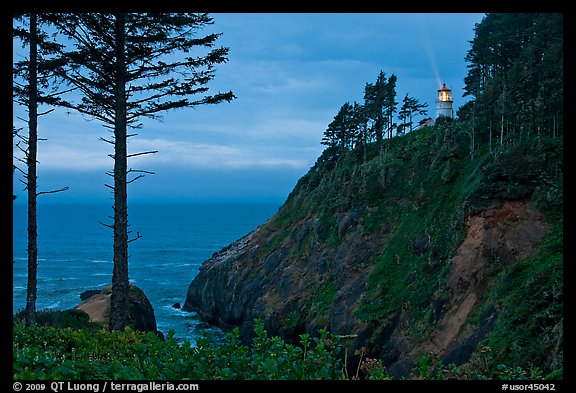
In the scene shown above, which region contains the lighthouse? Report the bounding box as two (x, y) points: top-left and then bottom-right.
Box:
(435, 83), (453, 119)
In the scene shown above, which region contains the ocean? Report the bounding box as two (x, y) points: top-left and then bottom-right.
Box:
(12, 202), (281, 342)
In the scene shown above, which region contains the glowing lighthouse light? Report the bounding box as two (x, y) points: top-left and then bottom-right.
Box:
(435, 83), (453, 119)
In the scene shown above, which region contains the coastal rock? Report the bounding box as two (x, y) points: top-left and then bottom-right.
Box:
(183, 205), (375, 342)
(76, 284), (158, 333)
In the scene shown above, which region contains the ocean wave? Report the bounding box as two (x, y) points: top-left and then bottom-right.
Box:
(162, 304), (190, 314)
(146, 263), (178, 268)
(140, 262), (199, 269)
(39, 277), (80, 282)
(37, 258), (72, 262)
(45, 301), (61, 309)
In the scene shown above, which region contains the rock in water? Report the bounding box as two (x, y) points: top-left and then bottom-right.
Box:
(76, 284), (158, 333)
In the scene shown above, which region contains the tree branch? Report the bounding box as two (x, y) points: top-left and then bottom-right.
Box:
(127, 168), (155, 175)
(37, 108), (55, 116)
(127, 231), (142, 244)
(99, 221), (113, 229)
(127, 175), (145, 184)
(36, 186), (69, 196)
(14, 165), (28, 176)
(99, 137), (115, 145)
(126, 150), (158, 158)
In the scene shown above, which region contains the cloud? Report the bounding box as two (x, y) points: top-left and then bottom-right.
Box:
(14, 135), (317, 172)
(128, 138), (315, 170)
(13, 141), (111, 172)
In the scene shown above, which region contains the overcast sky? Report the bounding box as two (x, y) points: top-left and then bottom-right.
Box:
(12, 13), (485, 204)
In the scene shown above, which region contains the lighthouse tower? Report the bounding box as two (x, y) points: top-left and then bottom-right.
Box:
(435, 83), (453, 119)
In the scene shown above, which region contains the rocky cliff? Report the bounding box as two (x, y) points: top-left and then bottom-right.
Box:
(183, 124), (563, 378)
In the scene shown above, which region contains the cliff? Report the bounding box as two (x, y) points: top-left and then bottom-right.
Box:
(183, 123), (563, 378)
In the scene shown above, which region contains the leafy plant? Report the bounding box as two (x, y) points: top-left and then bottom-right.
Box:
(13, 317), (345, 380)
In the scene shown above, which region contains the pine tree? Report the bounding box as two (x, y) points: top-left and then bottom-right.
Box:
(463, 13), (562, 146)
(384, 74), (397, 140)
(398, 93), (428, 135)
(363, 71), (387, 146)
(48, 13), (235, 330)
(363, 71), (398, 146)
(13, 14), (70, 326)
(351, 101), (369, 161)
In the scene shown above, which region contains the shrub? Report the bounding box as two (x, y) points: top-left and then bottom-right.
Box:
(13, 318), (345, 380)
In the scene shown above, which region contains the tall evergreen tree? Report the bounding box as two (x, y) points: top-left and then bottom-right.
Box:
(363, 70), (387, 146)
(13, 14), (69, 326)
(351, 101), (369, 160)
(321, 102), (353, 149)
(463, 13), (562, 147)
(363, 71), (399, 146)
(398, 93), (428, 135)
(384, 74), (397, 140)
(49, 13), (235, 330)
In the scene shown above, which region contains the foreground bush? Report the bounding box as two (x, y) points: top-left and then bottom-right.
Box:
(13, 313), (555, 380)
(13, 319), (345, 380)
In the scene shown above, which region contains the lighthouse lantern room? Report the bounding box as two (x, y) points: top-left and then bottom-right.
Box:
(435, 83), (453, 119)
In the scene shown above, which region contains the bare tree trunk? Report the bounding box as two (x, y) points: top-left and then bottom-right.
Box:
(500, 114), (504, 146)
(469, 122), (474, 157)
(110, 13), (130, 331)
(362, 125), (367, 163)
(25, 13), (39, 327)
(375, 117), (383, 148)
(489, 119), (493, 154)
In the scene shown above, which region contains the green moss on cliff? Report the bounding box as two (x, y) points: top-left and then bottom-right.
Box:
(480, 211), (563, 375)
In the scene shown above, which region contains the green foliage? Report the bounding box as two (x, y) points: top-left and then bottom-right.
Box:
(13, 319), (345, 380)
(467, 135), (563, 213)
(13, 308), (101, 332)
(464, 13), (563, 145)
(310, 281), (336, 321)
(442, 346), (552, 380)
(354, 124), (472, 329)
(479, 213), (563, 375)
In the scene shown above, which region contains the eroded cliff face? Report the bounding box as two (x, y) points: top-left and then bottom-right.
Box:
(396, 200), (549, 374)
